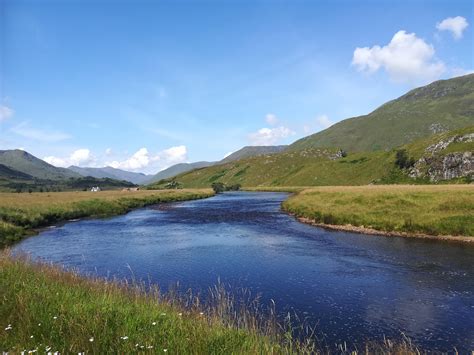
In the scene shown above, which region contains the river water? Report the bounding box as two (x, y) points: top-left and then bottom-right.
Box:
(12, 192), (474, 351)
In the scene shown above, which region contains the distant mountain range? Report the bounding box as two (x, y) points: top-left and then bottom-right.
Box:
(0, 150), (81, 180)
(68, 166), (151, 185)
(2, 74), (472, 190)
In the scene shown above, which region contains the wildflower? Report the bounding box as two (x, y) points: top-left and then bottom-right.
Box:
(5, 324), (12, 330)
(89, 337), (94, 342)
(178, 313), (182, 316)
(163, 349), (168, 352)
(147, 345), (153, 349)
(135, 344), (139, 347)
(38, 323), (41, 326)
(53, 316), (57, 320)
(120, 336), (129, 340)
(30, 335), (34, 338)
(199, 312), (204, 315)
(152, 322), (157, 325)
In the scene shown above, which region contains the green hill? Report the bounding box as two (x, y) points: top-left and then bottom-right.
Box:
(156, 126), (473, 188)
(220, 145), (288, 164)
(290, 74), (474, 152)
(0, 150), (80, 180)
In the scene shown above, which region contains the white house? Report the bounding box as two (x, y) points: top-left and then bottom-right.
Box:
(90, 186), (101, 192)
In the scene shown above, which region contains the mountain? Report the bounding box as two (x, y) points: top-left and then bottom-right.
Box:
(146, 146), (289, 184)
(220, 145), (288, 164)
(68, 166), (151, 184)
(164, 126), (473, 187)
(0, 164), (34, 180)
(0, 150), (81, 180)
(146, 161), (215, 183)
(290, 74), (474, 152)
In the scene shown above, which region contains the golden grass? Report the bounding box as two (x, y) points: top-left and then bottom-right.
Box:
(282, 184), (474, 237)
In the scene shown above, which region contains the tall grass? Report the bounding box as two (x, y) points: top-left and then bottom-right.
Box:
(0, 253), (422, 354)
(0, 189), (214, 247)
(282, 185), (474, 237)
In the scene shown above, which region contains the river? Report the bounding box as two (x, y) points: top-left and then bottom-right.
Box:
(12, 192), (474, 351)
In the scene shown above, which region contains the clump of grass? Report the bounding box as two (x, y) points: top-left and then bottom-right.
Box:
(282, 185), (474, 237)
(0, 189), (214, 247)
(0, 253), (422, 354)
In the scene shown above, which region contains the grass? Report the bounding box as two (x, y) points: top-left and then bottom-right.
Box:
(0, 253), (422, 354)
(0, 189), (214, 247)
(282, 185), (474, 237)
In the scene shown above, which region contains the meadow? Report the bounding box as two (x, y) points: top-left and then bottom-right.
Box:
(0, 189), (214, 247)
(282, 185), (474, 238)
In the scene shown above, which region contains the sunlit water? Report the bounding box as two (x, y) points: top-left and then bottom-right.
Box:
(13, 192), (474, 351)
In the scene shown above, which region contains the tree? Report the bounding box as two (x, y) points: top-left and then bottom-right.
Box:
(211, 182), (225, 194)
(395, 149), (415, 169)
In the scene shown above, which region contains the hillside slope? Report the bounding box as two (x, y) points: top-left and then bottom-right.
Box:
(291, 74), (474, 152)
(0, 150), (80, 180)
(220, 145), (288, 164)
(166, 126), (473, 188)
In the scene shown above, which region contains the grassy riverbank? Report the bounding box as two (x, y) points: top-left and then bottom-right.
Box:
(282, 185), (474, 238)
(0, 253), (421, 354)
(0, 189), (214, 247)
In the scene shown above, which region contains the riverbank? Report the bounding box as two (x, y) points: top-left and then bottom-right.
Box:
(1, 252), (422, 354)
(0, 189), (214, 247)
(280, 185), (474, 242)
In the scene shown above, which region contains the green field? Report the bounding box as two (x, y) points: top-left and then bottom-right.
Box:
(282, 185), (474, 237)
(0, 189), (214, 247)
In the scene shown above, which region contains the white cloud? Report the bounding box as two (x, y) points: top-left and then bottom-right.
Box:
(0, 105), (14, 122)
(437, 16), (469, 39)
(352, 30), (446, 84)
(265, 113), (279, 126)
(107, 145), (187, 173)
(11, 122), (72, 142)
(105, 148), (112, 156)
(316, 114), (333, 129)
(44, 148), (95, 168)
(248, 126), (295, 146)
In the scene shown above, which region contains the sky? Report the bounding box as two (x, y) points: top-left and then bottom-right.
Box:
(1, 0), (472, 174)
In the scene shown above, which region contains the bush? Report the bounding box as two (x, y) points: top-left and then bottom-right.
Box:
(211, 182), (225, 194)
(395, 149), (416, 169)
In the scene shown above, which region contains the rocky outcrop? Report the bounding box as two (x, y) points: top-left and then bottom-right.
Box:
(409, 133), (473, 182)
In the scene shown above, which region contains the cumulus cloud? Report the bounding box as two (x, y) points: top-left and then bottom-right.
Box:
(107, 145), (188, 173)
(248, 126), (295, 146)
(11, 122), (72, 142)
(352, 30), (446, 84)
(0, 105), (14, 122)
(44, 149), (95, 168)
(265, 114), (279, 126)
(437, 16), (469, 39)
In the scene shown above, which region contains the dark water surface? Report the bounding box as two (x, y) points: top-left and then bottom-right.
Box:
(13, 192), (474, 351)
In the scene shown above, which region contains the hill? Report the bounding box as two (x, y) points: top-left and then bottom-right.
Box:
(162, 126), (473, 188)
(0, 150), (80, 180)
(146, 161), (215, 183)
(69, 166), (151, 184)
(290, 74), (474, 152)
(220, 145), (288, 164)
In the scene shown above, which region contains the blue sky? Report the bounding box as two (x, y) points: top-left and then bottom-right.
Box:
(1, 0), (472, 174)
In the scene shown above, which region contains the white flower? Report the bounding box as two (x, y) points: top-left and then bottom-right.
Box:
(89, 337), (94, 342)
(199, 312), (204, 315)
(163, 350), (168, 353)
(38, 323), (41, 326)
(53, 316), (57, 320)
(30, 335), (34, 338)
(152, 322), (157, 325)
(45, 347), (51, 352)
(147, 345), (153, 349)
(120, 336), (129, 340)
(178, 313), (182, 316)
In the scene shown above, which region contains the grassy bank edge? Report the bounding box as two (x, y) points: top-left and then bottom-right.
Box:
(0, 189), (214, 248)
(247, 185), (474, 242)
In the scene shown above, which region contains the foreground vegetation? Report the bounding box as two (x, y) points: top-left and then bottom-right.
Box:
(0, 189), (214, 247)
(282, 185), (474, 237)
(0, 253), (422, 354)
